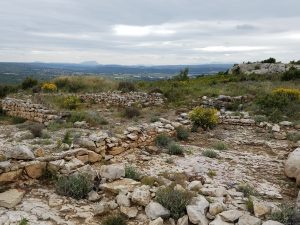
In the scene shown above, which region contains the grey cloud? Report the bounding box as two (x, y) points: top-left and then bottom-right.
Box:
(0, 0), (299, 64)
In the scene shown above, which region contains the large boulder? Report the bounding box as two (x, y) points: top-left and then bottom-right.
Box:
(0, 189), (25, 208)
(99, 164), (125, 180)
(145, 201), (170, 220)
(238, 215), (261, 225)
(284, 147), (300, 185)
(25, 161), (47, 179)
(6, 145), (35, 160)
(219, 210), (244, 222)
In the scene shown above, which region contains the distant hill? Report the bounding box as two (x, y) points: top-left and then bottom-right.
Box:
(0, 62), (232, 84)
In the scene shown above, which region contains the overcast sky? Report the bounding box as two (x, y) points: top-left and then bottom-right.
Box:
(0, 0), (300, 65)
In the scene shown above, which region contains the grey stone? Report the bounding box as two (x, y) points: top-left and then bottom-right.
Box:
(145, 201), (170, 220)
(0, 189), (25, 208)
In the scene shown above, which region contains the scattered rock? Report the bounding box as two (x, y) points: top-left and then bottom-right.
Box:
(187, 195), (209, 225)
(149, 217), (164, 225)
(0, 189), (25, 208)
(262, 221), (284, 225)
(145, 201), (170, 220)
(284, 147), (300, 185)
(99, 163), (125, 180)
(120, 206), (138, 218)
(210, 215), (234, 225)
(219, 210), (244, 222)
(7, 145), (35, 160)
(132, 185), (151, 206)
(238, 214), (261, 225)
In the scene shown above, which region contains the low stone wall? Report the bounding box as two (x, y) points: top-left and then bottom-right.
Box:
(0, 118), (179, 183)
(1, 98), (61, 124)
(79, 91), (165, 107)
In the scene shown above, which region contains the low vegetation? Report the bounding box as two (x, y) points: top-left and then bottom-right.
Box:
(269, 204), (296, 225)
(155, 134), (173, 147)
(102, 215), (127, 225)
(213, 141), (228, 150)
(202, 149), (218, 158)
(118, 81), (136, 92)
(125, 166), (142, 181)
(175, 126), (189, 141)
(123, 107), (141, 119)
(167, 142), (184, 155)
(18, 218), (29, 225)
(55, 174), (93, 199)
(237, 183), (257, 197)
(155, 186), (192, 219)
(68, 111), (108, 126)
(189, 107), (218, 130)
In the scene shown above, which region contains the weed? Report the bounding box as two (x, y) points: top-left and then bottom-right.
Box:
(102, 215), (127, 225)
(123, 107), (141, 119)
(167, 142), (183, 155)
(18, 218), (29, 225)
(125, 166), (142, 181)
(176, 126), (189, 141)
(202, 149), (218, 158)
(207, 169), (217, 178)
(270, 204), (296, 225)
(237, 183), (257, 197)
(246, 197), (254, 214)
(213, 141), (228, 150)
(155, 134), (172, 147)
(62, 131), (72, 146)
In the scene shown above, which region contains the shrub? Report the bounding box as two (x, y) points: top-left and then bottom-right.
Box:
(213, 141), (228, 150)
(173, 68), (189, 81)
(118, 81), (136, 93)
(141, 176), (159, 186)
(189, 107), (218, 130)
(24, 122), (44, 138)
(246, 197), (254, 214)
(202, 149), (218, 158)
(287, 132), (300, 142)
(68, 111), (108, 126)
(62, 131), (72, 146)
(40, 167), (57, 182)
(102, 215), (127, 225)
(55, 174), (93, 199)
(21, 77), (38, 90)
(150, 116), (159, 123)
(18, 218), (29, 225)
(207, 169), (217, 178)
(155, 134), (172, 147)
(123, 107), (141, 119)
(256, 88), (300, 122)
(167, 142), (183, 155)
(0, 85), (17, 98)
(270, 204), (296, 225)
(156, 186), (192, 219)
(125, 166), (142, 181)
(176, 126), (189, 141)
(42, 82), (57, 92)
(237, 183), (257, 197)
(148, 88), (163, 94)
(62, 96), (81, 110)
(282, 67), (300, 81)
(261, 57), (276, 63)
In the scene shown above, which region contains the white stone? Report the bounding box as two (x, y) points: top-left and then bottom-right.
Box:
(219, 210), (244, 222)
(262, 221), (284, 225)
(0, 189), (25, 208)
(188, 181), (203, 191)
(145, 201), (170, 220)
(177, 215), (189, 225)
(238, 214), (261, 225)
(201, 187), (227, 197)
(209, 202), (226, 216)
(149, 217), (164, 225)
(187, 195), (209, 225)
(7, 145), (35, 160)
(271, 124), (280, 132)
(99, 163), (125, 180)
(284, 147), (300, 185)
(132, 185), (151, 206)
(120, 206), (138, 218)
(116, 193), (131, 207)
(210, 215), (234, 225)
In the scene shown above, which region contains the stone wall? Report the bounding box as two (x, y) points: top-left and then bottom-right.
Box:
(79, 91), (165, 107)
(0, 118), (179, 183)
(1, 98), (61, 124)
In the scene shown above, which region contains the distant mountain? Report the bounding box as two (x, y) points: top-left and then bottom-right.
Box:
(0, 62), (233, 84)
(80, 61), (99, 66)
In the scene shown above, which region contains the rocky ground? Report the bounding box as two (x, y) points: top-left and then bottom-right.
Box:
(0, 102), (299, 225)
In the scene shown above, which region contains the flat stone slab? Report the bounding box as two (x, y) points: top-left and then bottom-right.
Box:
(0, 189), (25, 208)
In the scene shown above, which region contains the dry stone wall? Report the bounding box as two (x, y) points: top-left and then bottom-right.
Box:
(1, 98), (61, 124)
(0, 118), (179, 183)
(79, 91), (165, 107)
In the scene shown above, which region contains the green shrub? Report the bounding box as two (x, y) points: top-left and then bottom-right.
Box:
(18, 218), (29, 225)
(62, 131), (72, 146)
(155, 134), (172, 147)
(270, 204), (296, 225)
(26, 122), (45, 138)
(237, 183), (257, 197)
(102, 215), (127, 225)
(118, 81), (136, 93)
(62, 96), (81, 110)
(213, 141), (228, 150)
(167, 142), (183, 155)
(40, 167), (57, 182)
(202, 149), (218, 158)
(261, 57), (276, 63)
(287, 132), (300, 142)
(150, 116), (159, 123)
(176, 126), (189, 141)
(189, 107), (218, 130)
(0, 84), (17, 98)
(156, 186), (192, 219)
(207, 169), (217, 178)
(173, 68), (189, 81)
(123, 107), (141, 119)
(148, 88), (163, 94)
(246, 197), (254, 214)
(21, 77), (38, 90)
(125, 166), (141, 181)
(55, 174), (93, 199)
(141, 176), (158, 186)
(254, 115), (267, 123)
(68, 111), (108, 126)
(282, 67), (300, 81)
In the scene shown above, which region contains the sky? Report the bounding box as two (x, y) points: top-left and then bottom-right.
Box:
(0, 0), (300, 65)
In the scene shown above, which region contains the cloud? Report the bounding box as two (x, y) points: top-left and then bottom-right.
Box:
(0, 0), (300, 64)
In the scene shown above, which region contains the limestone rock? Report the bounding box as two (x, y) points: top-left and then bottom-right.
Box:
(284, 147), (300, 185)
(149, 217), (164, 225)
(0, 169), (22, 182)
(219, 210), (244, 222)
(0, 189), (25, 208)
(188, 180), (203, 192)
(209, 202), (226, 216)
(25, 161), (46, 179)
(100, 163), (125, 180)
(116, 193), (131, 207)
(210, 215), (234, 225)
(201, 187), (227, 197)
(238, 214), (261, 225)
(187, 195), (209, 225)
(120, 206), (138, 218)
(262, 221), (284, 225)
(253, 201), (271, 218)
(145, 201), (170, 220)
(100, 178), (140, 194)
(177, 215), (189, 225)
(132, 185), (151, 206)
(7, 145), (35, 160)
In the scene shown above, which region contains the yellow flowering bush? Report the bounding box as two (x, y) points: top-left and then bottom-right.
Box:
(272, 88), (300, 101)
(62, 96), (81, 110)
(42, 83), (57, 92)
(189, 107), (218, 130)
